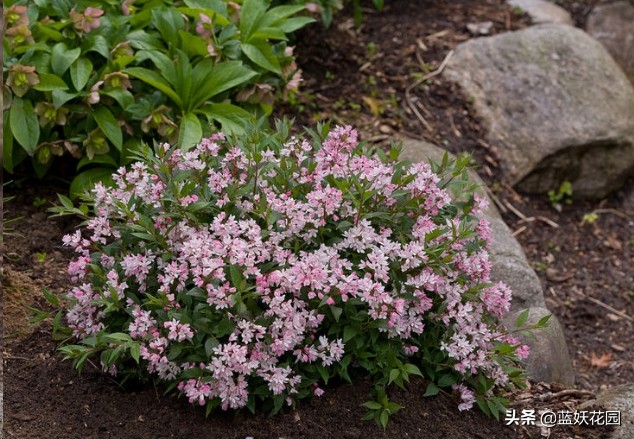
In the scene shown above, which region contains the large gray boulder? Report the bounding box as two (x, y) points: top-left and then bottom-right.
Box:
(444, 24), (634, 199)
(587, 1), (634, 86)
(399, 138), (545, 311)
(503, 307), (575, 386)
(579, 384), (634, 438)
(507, 0), (573, 25)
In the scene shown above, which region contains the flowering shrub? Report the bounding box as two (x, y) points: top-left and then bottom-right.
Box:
(54, 122), (530, 426)
(3, 0), (312, 193)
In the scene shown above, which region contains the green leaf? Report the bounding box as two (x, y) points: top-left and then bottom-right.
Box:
(537, 314), (551, 328)
(152, 7), (184, 47)
(278, 16), (315, 33)
(260, 4), (305, 27)
(77, 154), (118, 171)
(329, 306), (342, 322)
(33, 73), (68, 91)
(404, 363), (423, 377)
(240, 0), (267, 42)
(3, 112), (25, 173)
(178, 113), (203, 150)
(70, 58), (93, 91)
(423, 383), (439, 397)
(198, 102), (252, 135)
(189, 61), (256, 109)
(379, 411), (389, 429)
(93, 107), (123, 151)
(515, 309), (529, 327)
(10, 98), (40, 156)
(241, 41), (281, 74)
(124, 67), (183, 108)
(388, 368), (399, 385)
(361, 401), (382, 410)
(437, 374), (457, 388)
(130, 343), (141, 364)
(84, 35), (110, 58)
(178, 30), (209, 57)
(51, 90), (77, 108)
(343, 325), (357, 343)
(51, 42), (81, 76)
(103, 89), (134, 110)
(70, 168), (114, 199)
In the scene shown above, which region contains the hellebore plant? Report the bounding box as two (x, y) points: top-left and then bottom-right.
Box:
(53, 122), (530, 426)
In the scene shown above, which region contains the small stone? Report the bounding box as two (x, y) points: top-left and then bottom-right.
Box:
(379, 124), (392, 134)
(466, 21), (493, 36)
(508, 0), (573, 25)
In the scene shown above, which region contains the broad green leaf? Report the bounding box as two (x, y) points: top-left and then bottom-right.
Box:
(51, 43), (81, 76)
(77, 154), (118, 171)
(423, 383), (439, 397)
(2, 112), (25, 173)
(437, 374), (457, 388)
(178, 113), (203, 150)
(70, 58), (93, 91)
(198, 102), (253, 135)
(240, 0), (267, 42)
(174, 50), (193, 110)
(124, 67), (183, 108)
(36, 24), (63, 41)
(84, 35), (110, 58)
(93, 107), (123, 151)
(152, 7), (184, 47)
(103, 89), (134, 110)
(178, 30), (209, 57)
(136, 50), (177, 87)
(241, 41), (281, 74)
(33, 73), (68, 91)
(51, 89), (77, 108)
(260, 5), (306, 28)
(278, 16), (315, 33)
(251, 27), (287, 41)
(189, 61), (256, 109)
(10, 98), (40, 155)
(183, 0), (227, 15)
(70, 167), (115, 199)
(127, 29), (163, 51)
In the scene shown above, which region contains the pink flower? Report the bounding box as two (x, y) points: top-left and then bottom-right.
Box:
(71, 7), (104, 33)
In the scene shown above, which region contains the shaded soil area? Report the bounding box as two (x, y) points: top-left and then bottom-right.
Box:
(3, 0), (631, 438)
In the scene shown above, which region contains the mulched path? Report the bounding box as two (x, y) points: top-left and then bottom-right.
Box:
(3, 1), (630, 438)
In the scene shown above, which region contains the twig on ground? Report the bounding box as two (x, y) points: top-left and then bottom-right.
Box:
(512, 226), (527, 237)
(536, 216), (559, 228)
(503, 200), (529, 221)
(404, 50), (454, 132)
(586, 296), (634, 323)
(592, 208), (631, 219)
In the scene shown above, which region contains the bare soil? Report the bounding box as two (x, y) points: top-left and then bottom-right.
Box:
(3, 1), (631, 438)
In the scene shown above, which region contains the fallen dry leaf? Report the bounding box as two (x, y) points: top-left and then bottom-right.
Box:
(589, 352), (612, 368)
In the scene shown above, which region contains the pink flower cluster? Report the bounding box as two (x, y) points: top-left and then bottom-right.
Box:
(63, 125), (527, 413)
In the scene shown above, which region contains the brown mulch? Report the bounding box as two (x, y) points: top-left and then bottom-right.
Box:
(3, 0), (630, 438)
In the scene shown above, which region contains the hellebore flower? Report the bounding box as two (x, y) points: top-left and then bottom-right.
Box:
(71, 7), (104, 33)
(7, 64), (39, 97)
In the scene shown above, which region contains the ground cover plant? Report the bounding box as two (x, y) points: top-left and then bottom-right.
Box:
(3, 0), (313, 194)
(50, 121), (534, 428)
